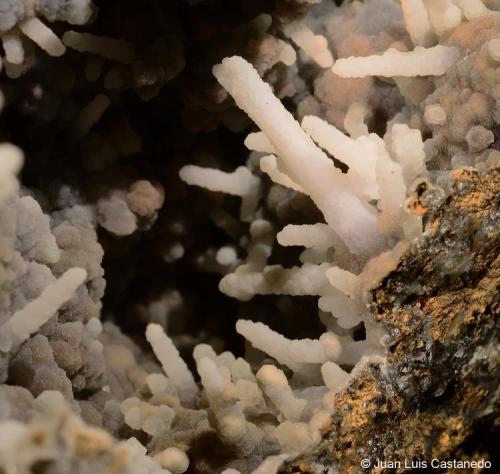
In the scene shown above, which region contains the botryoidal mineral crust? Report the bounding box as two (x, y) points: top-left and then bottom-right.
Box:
(285, 169), (499, 473)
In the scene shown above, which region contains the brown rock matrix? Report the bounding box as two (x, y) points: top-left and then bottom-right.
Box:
(286, 169), (499, 473)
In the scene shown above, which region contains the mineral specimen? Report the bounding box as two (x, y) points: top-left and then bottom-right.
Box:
(0, 1), (498, 473)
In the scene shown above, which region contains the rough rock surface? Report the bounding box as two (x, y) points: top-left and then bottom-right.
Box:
(285, 169), (499, 473)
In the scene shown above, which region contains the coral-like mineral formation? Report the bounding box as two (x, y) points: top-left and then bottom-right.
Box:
(0, 1), (498, 473)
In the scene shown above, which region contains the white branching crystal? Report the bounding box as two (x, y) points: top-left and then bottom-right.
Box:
(18, 18), (66, 57)
(236, 320), (329, 372)
(277, 223), (347, 251)
(318, 291), (364, 329)
(374, 135), (422, 239)
(0, 267), (87, 352)
(321, 361), (351, 392)
(332, 45), (462, 78)
(400, 0), (435, 47)
(325, 267), (359, 299)
(197, 356), (262, 447)
(344, 102), (369, 138)
(146, 324), (198, 407)
(282, 21), (334, 68)
(220, 263), (332, 301)
(388, 124), (427, 186)
(301, 115), (379, 199)
(1, 31), (24, 64)
(256, 365), (307, 421)
(213, 56), (385, 258)
(179, 165), (259, 197)
(423, 0), (462, 34)
(0, 143), (23, 204)
(244, 131), (276, 154)
(3, 0), (491, 470)
(457, 0), (493, 20)
(259, 155), (304, 192)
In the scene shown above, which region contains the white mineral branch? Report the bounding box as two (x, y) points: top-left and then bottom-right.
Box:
(213, 56), (384, 258)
